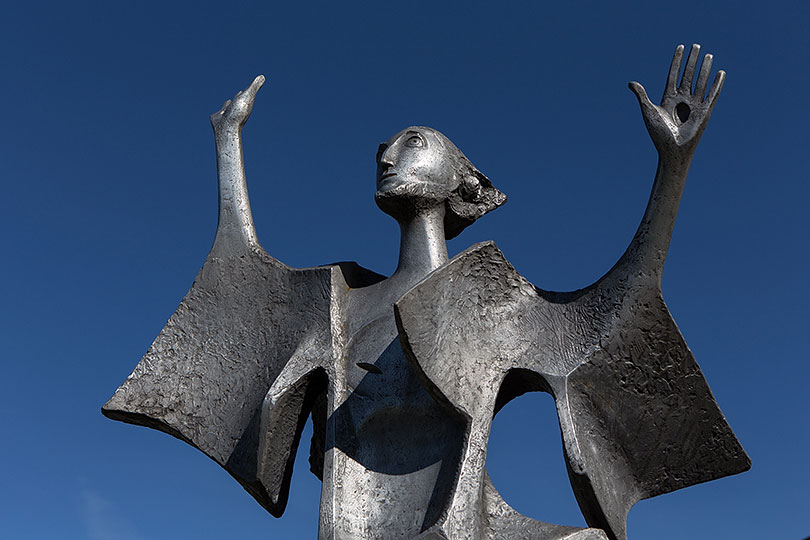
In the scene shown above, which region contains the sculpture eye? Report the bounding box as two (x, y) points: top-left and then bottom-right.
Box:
(405, 135), (424, 148)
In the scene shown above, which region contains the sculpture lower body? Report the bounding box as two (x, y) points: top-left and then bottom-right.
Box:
(394, 471), (607, 540)
(322, 338), (606, 540)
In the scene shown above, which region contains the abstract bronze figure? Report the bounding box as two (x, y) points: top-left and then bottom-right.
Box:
(103, 44), (750, 540)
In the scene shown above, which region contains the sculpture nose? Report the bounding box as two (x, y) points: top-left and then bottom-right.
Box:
(377, 154), (396, 186)
(379, 151), (394, 168)
(378, 142), (397, 167)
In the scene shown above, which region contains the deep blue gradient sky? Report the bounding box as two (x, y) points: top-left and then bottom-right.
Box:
(1, 1), (808, 539)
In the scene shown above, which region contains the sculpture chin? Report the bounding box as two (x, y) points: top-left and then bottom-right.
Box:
(375, 180), (449, 221)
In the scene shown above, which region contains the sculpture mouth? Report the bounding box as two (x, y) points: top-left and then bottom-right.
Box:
(377, 173), (398, 189)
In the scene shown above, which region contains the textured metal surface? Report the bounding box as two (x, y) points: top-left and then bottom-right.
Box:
(395, 242), (749, 540)
(103, 44), (748, 539)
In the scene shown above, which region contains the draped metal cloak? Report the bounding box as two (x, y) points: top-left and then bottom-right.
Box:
(394, 241), (751, 540)
(102, 228), (383, 517)
(103, 236), (750, 540)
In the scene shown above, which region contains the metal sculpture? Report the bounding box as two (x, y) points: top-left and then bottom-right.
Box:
(103, 44), (750, 540)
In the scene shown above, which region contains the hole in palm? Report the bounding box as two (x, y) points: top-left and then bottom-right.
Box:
(675, 102), (691, 124)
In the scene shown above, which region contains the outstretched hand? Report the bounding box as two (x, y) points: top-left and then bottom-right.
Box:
(629, 44), (724, 161)
(210, 75), (266, 135)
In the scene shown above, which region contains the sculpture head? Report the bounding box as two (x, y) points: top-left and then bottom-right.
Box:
(375, 126), (506, 239)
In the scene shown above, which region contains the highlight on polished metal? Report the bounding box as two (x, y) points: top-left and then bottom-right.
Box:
(103, 44), (749, 540)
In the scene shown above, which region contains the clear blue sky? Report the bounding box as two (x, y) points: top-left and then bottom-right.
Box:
(1, 1), (807, 539)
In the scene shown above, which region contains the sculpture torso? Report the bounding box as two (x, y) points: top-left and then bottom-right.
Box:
(327, 274), (463, 539)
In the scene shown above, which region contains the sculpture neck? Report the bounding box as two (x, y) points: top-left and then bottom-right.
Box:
(394, 207), (448, 281)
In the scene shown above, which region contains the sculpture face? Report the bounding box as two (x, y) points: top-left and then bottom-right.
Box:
(374, 127), (459, 218)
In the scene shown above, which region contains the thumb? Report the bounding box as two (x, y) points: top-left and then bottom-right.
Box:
(628, 81), (654, 112)
(245, 75), (266, 98)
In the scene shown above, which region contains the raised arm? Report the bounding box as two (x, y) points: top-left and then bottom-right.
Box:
(623, 44), (725, 281)
(210, 75), (266, 252)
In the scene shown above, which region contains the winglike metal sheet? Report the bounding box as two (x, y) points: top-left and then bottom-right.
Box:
(395, 241), (750, 540)
(102, 236), (338, 516)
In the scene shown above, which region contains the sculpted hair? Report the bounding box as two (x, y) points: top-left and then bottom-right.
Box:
(427, 129), (507, 239)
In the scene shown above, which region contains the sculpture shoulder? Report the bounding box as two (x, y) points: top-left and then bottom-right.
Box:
(400, 240), (533, 316)
(395, 239), (674, 407)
